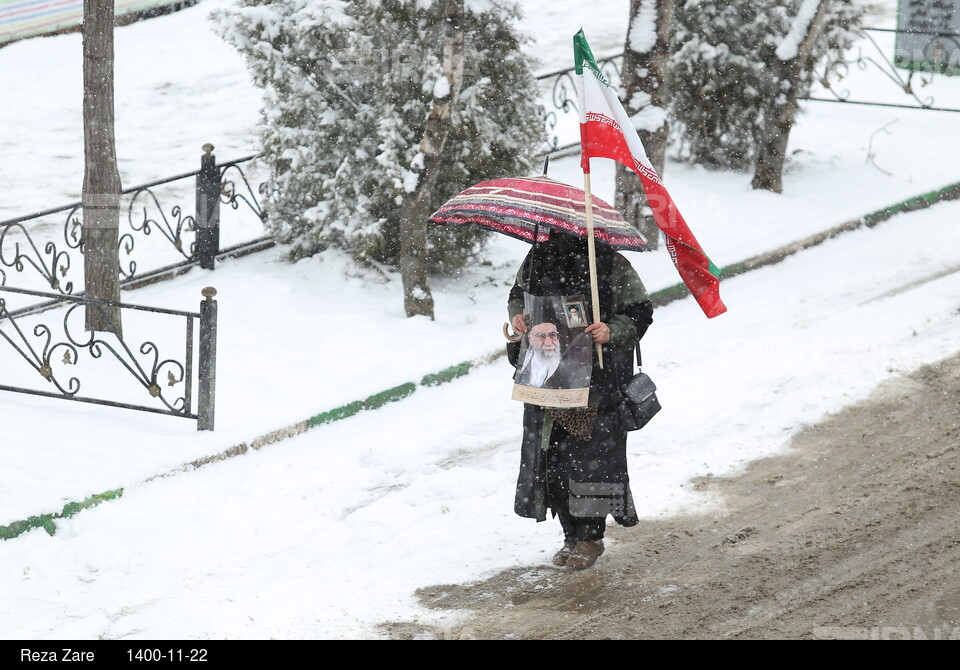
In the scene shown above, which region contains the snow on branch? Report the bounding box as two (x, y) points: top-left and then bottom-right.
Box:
(628, 0), (658, 54)
(776, 0), (827, 61)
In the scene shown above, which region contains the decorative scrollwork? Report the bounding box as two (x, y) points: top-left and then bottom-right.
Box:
(118, 232), (138, 280)
(61, 301), (188, 414)
(1, 289), (193, 415)
(549, 69), (580, 117)
(536, 104), (560, 153)
(1, 152), (245, 425)
(126, 187), (196, 273)
(63, 208), (83, 251)
(811, 29), (960, 110)
(219, 163), (264, 220)
(533, 31), (960, 154)
(599, 56), (622, 87)
(0, 297), (81, 395)
(0, 222), (74, 294)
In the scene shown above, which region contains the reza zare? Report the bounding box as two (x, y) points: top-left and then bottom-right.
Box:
(20, 650), (94, 662)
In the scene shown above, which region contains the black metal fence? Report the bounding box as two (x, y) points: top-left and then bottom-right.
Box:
(0, 284), (217, 429)
(1, 145), (267, 430)
(809, 27), (960, 111)
(0, 145), (269, 297)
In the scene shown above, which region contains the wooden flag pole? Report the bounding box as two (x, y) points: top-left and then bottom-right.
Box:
(575, 35), (603, 368)
(582, 171), (604, 369)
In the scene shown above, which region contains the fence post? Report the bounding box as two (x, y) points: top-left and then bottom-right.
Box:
(197, 286), (218, 431)
(196, 143), (221, 270)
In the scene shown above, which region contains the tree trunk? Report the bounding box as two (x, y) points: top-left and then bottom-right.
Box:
(752, 0), (829, 193)
(398, 0), (464, 319)
(82, 0), (123, 334)
(615, 0), (673, 250)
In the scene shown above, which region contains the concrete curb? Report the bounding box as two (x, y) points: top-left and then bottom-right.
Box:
(4, 180), (958, 541)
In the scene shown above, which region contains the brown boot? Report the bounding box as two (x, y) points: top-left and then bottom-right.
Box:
(565, 540), (604, 570)
(552, 540), (577, 567)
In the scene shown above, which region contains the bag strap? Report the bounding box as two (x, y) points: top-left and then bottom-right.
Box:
(615, 338), (642, 394)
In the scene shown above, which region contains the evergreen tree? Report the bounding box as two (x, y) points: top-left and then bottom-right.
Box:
(669, 0), (862, 170)
(213, 0), (545, 272)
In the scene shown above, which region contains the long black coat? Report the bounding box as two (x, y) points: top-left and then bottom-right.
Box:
(514, 345), (640, 525)
(507, 234), (653, 526)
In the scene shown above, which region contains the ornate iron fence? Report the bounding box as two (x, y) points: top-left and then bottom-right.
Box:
(809, 27), (960, 111)
(0, 144), (262, 429)
(0, 145), (269, 300)
(0, 284), (218, 429)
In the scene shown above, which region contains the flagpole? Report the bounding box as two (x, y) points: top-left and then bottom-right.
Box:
(575, 49), (604, 369)
(582, 171), (604, 368)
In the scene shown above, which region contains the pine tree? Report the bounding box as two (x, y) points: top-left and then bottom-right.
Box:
(213, 0), (545, 273)
(669, 0), (862, 171)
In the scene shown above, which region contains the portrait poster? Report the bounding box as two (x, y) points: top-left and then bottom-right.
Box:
(512, 292), (592, 407)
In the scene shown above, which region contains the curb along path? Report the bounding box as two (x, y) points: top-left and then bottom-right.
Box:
(3, 178), (959, 541)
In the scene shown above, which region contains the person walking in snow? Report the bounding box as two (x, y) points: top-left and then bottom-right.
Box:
(507, 231), (653, 569)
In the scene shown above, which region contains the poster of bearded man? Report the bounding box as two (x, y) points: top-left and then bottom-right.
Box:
(512, 293), (592, 408)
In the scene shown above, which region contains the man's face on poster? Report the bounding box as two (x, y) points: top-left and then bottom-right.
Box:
(529, 322), (560, 360)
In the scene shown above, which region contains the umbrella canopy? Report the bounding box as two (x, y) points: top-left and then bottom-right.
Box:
(428, 176), (649, 252)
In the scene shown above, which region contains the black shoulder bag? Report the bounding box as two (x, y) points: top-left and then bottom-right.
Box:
(617, 341), (661, 432)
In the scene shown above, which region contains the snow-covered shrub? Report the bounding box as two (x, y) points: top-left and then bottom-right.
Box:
(669, 0), (863, 170)
(212, 0), (545, 270)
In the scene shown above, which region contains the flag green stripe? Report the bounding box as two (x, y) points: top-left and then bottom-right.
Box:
(574, 30), (613, 86)
(573, 29), (600, 76)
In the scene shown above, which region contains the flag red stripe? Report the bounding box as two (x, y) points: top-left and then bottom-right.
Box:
(580, 119), (727, 318)
(580, 118), (635, 176)
(637, 176), (726, 318)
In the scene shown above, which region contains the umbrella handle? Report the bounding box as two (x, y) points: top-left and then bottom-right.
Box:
(503, 323), (522, 342)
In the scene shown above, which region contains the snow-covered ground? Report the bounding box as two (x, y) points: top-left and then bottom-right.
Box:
(2, 0), (959, 640)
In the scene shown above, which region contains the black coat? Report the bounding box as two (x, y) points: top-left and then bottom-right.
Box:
(508, 234), (652, 526)
(514, 344), (640, 526)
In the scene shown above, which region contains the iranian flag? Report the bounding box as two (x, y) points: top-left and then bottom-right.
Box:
(574, 30), (727, 319)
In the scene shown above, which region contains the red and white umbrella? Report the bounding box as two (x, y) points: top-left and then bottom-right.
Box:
(428, 176), (649, 252)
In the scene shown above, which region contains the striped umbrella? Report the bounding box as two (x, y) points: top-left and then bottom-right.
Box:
(428, 176), (649, 252)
